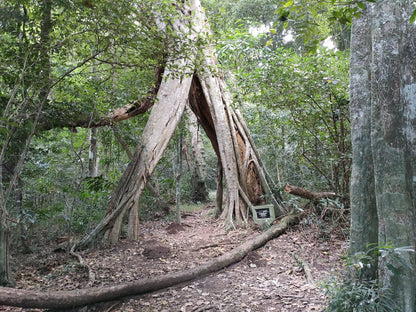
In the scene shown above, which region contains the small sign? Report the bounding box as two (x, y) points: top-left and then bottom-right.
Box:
(256, 209), (271, 219)
(252, 204), (275, 225)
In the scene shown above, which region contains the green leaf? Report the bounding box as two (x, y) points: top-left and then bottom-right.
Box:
(410, 9), (416, 24)
(357, 2), (365, 10)
(283, 21), (288, 30)
(386, 263), (399, 275)
(283, 0), (294, 8)
(265, 39), (273, 47)
(270, 28), (277, 34)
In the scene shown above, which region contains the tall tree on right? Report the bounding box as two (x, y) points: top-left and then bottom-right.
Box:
(349, 1), (416, 310)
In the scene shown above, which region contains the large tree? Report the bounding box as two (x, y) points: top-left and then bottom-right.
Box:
(75, 0), (284, 248)
(349, 1), (416, 310)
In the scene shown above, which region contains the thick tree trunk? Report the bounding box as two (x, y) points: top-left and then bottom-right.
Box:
(370, 2), (416, 309)
(76, 63), (193, 248)
(188, 74), (284, 229)
(349, 4), (378, 280)
(0, 213), (302, 310)
(350, 1), (416, 310)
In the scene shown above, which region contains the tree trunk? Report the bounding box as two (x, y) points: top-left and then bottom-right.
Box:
(215, 159), (224, 217)
(186, 106), (209, 203)
(349, 4), (378, 280)
(88, 127), (99, 177)
(0, 213), (302, 310)
(175, 121), (183, 224)
(188, 74), (284, 228)
(349, 1), (416, 310)
(0, 218), (13, 287)
(76, 62), (194, 248)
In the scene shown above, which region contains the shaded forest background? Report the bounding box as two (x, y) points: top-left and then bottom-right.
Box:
(0, 0), (351, 255)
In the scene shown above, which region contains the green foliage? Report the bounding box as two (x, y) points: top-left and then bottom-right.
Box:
(274, 0), (377, 52)
(219, 36), (350, 194)
(325, 279), (398, 312)
(324, 243), (415, 312)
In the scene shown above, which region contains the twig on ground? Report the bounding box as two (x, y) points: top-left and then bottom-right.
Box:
(70, 244), (96, 286)
(192, 305), (218, 312)
(292, 252), (314, 284)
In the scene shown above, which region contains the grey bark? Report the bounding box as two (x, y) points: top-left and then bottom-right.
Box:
(88, 127), (99, 177)
(349, 4), (378, 279)
(186, 105), (209, 203)
(350, 1), (416, 310)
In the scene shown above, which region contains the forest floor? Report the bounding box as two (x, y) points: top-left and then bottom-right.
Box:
(7, 203), (347, 312)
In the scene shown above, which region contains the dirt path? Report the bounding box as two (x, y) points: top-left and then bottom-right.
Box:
(10, 205), (346, 311)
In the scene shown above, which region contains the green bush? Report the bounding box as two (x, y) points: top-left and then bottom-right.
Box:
(325, 279), (398, 312)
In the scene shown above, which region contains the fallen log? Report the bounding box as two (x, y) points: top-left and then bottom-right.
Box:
(284, 184), (337, 201)
(0, 213), (302, 310)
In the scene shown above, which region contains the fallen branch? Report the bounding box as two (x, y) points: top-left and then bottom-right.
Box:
(0, 213), (302, 310)
(284, 184), (337, 201)
(70, 245), (96, 287)
(192, 242), (233, 252)
(292, 252), (314, 284)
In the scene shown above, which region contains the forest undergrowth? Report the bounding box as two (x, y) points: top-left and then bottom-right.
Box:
(4, 202), (348, 312)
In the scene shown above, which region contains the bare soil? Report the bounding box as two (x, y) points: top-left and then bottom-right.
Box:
(6, 205), (347, 312)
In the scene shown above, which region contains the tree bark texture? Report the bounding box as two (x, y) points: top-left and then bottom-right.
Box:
(0, 213), (302, 310)
(350, 1), (416, 310)
(349, 4), (378, 280)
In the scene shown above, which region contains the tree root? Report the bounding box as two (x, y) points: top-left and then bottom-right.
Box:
(70, 244), (96, 287)
(292, 252), (314, 285)
(0, 213), (303, 310)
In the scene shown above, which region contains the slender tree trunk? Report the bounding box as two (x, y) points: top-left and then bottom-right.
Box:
(186, 105), (209, 203)
(215, 159), (223, 217)
(0, 214), (13, 287)
(175, 120), (183, 224)
(0, 0), (52, 286)
(88, 127), (99, 177)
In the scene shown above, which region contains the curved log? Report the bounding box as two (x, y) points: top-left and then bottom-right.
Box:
(0, 213), (302, 310)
